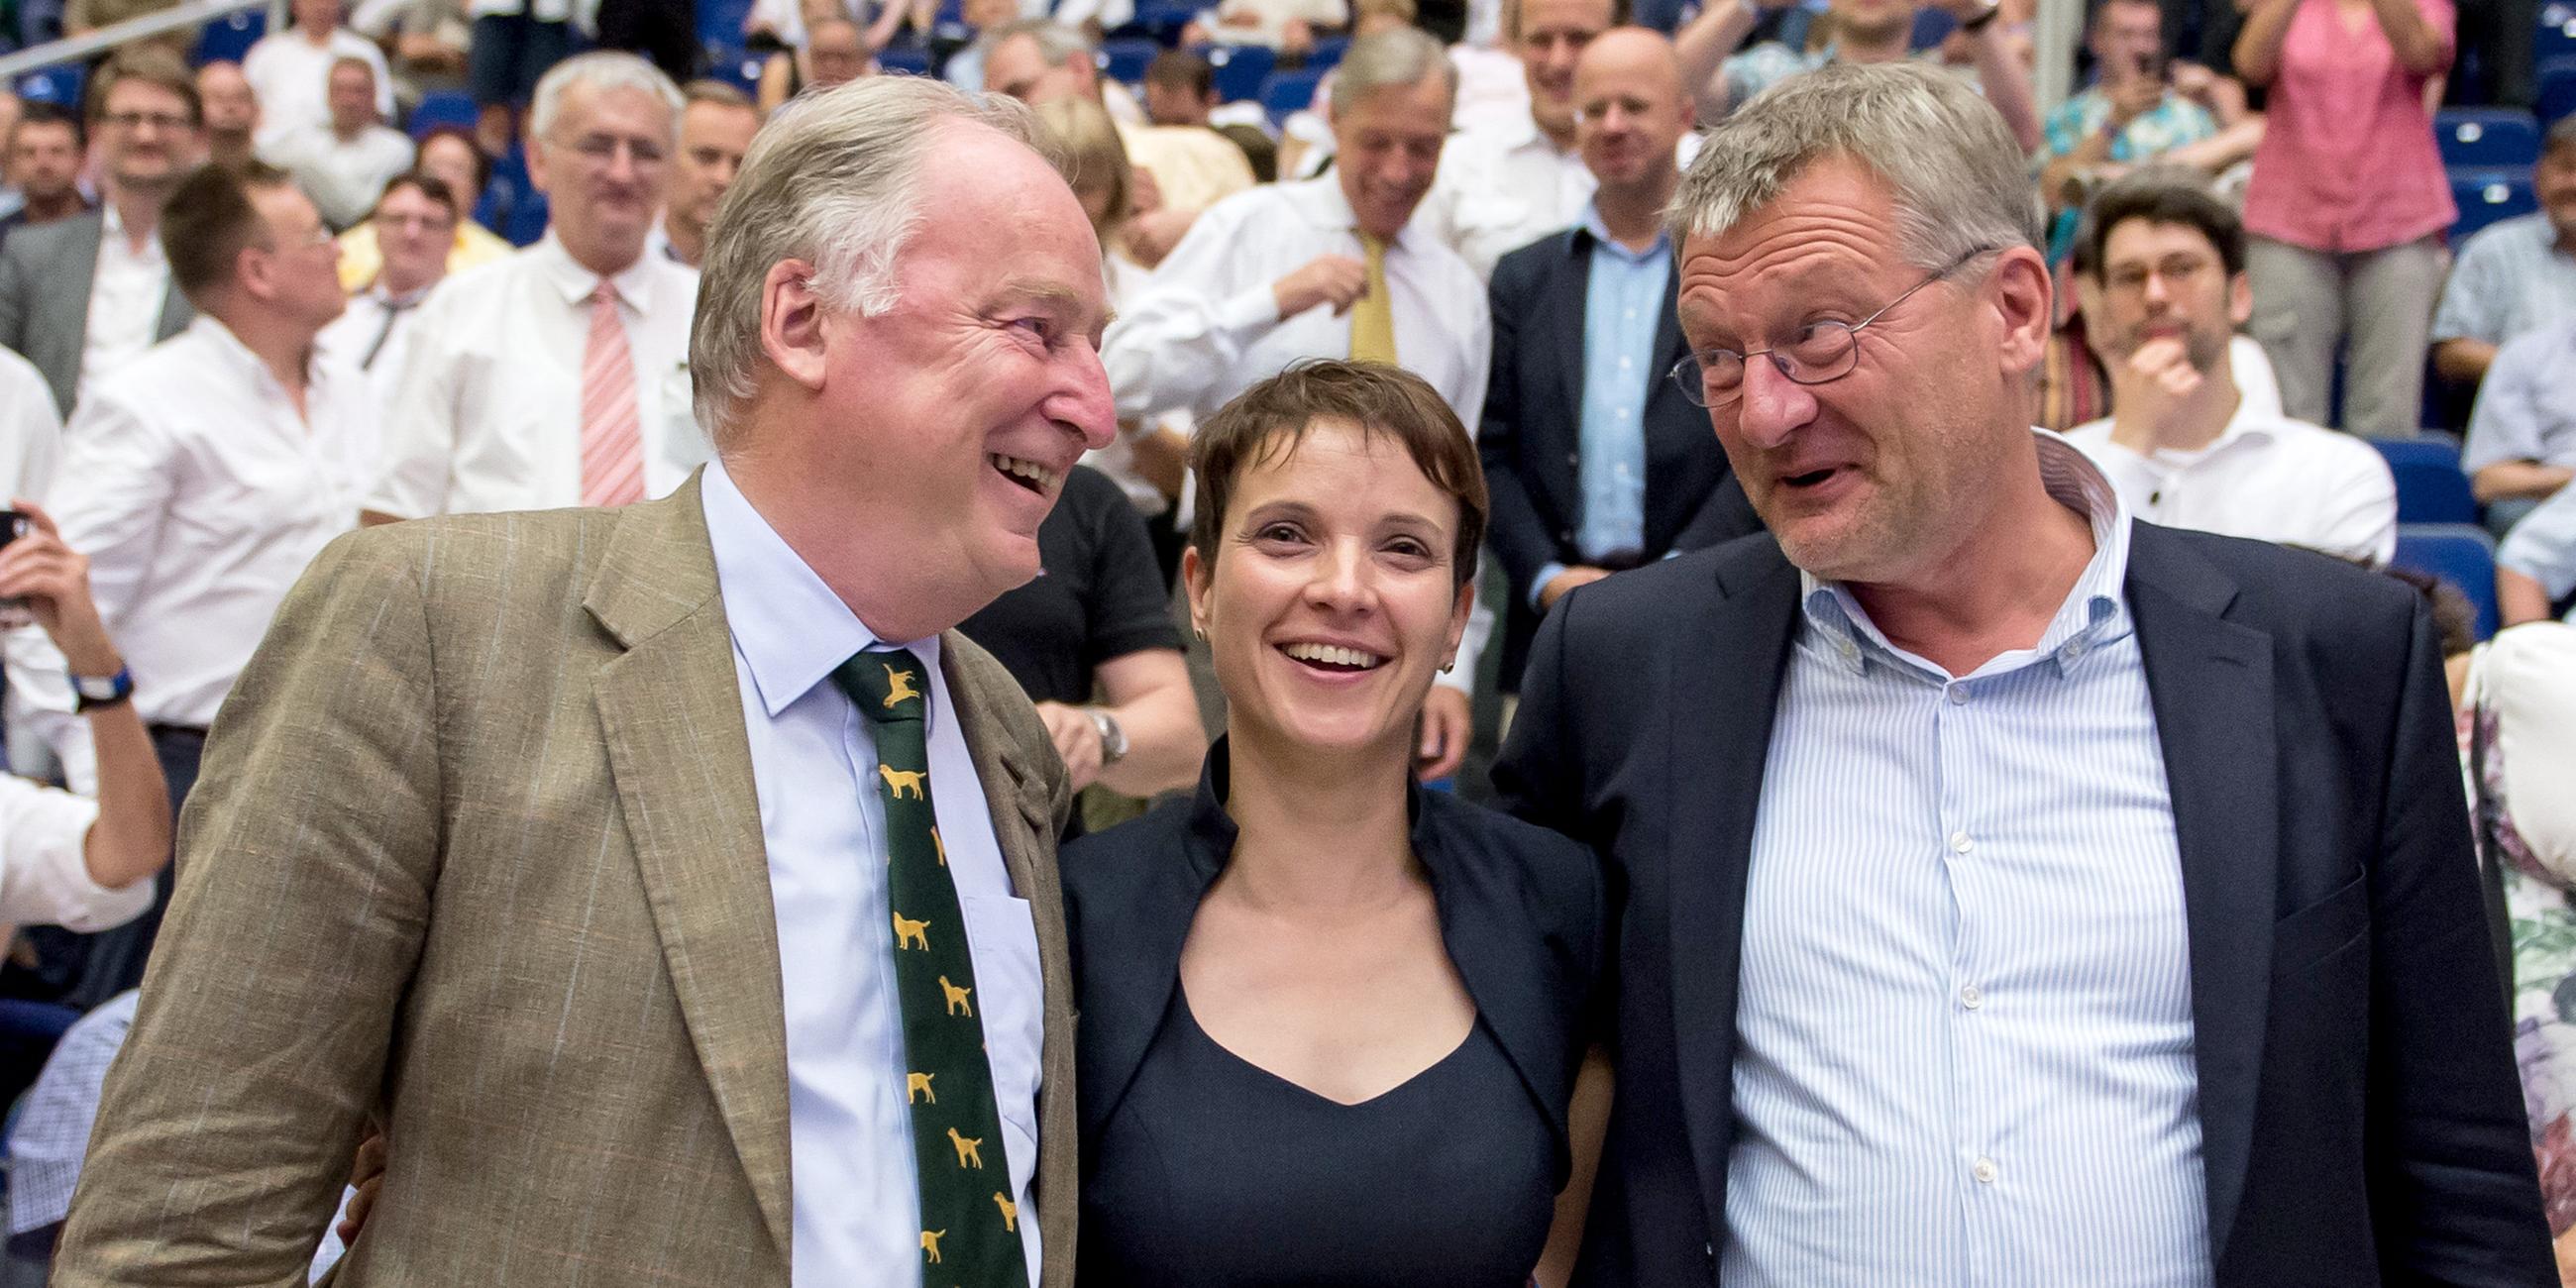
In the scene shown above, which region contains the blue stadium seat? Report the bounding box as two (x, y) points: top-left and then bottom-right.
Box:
(2542, 5), (2576, 66)
(2369, 433), (2481, 525)
(1259, 66), (1323, 123)
(706, 47), (764, 92)
(1129, 0), (1198, 40)
(1098, 36), (1161, 84)
(2451, 168), (2539, 240)
(1197, 44), (1275, 101)
(2437, 108), (2541, 169)
(194, 8), (265, 63)
(14, 63), (81, 107)
(698, 0), (755, 49)
(2393, 522), (2503, 640)
(2543, 55), (2576, 126)
(877, 47), (933, 75)
(407, 90), (479, 139)
(1304, 35), (1348, 70)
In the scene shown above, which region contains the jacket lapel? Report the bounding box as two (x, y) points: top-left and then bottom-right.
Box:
(1538, 236), (1593, 527)
(588, 479), (796, 1264)
(1664, 540), (1801, 1238)
(2124, 523), (2278, 1266)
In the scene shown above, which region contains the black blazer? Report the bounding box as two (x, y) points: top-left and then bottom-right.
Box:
(1479, 228), (1761, 694)
(1494, 523), (2553, 1288)
(1061, 737), (1608, 1186)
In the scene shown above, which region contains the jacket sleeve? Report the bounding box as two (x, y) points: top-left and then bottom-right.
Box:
(53, 528), (445, 1286)
(1099, 199), (1277, 423)
(2363, 595), (2555, 1285)
(1479, 252), (1561, 599)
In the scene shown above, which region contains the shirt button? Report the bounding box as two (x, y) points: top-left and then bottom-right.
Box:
(2063, 639), (2088, 662)
(1950, 830), (1974, 854)
(1619, 357), (1633, 370)
(1973, 1157), (1998, 1184)
(1947, 685), (1970, 705)
(1961, 985), (1984, 1010)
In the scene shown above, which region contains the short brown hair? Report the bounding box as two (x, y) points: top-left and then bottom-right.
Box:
(373, 169), (459, 224)
(161, 161), (295, 304)
(86, 48), (202, 128)
(1143, 50), (1214, 99)
(2078, 166), (2245, 280)
(683, 78), (756, 110)
(1189, 361), (1487, 590)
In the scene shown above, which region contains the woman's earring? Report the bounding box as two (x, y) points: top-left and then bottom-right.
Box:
(1193, 624), (1208, 642)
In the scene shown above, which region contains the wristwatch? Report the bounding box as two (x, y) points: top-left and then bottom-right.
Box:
(71, 664), (133, 713)
(1088, 708), (1129, 766)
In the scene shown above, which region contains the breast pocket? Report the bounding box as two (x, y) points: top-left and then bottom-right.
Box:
(961, 893), (1046, 1184)
(2273, 872), (2368, 976)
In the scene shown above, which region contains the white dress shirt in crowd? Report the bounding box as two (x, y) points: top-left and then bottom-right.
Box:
(368, 235), (707, 518)
(2066, 400), (2397, 565)
(701, 459), (1046, 1288)
(315, 280), (434, 427)
(1416, 115), (1593, 282)
(8, 316), (378, 784)
(262, 123), (416, 229)
(242, 26), (397, 149)
(1728, 432), (2212, 1288)
(0, 777), (153, 932)
(1102, 174), (1493, 696)
(0, 345), (61, 505)
(80, 204), (172, 396)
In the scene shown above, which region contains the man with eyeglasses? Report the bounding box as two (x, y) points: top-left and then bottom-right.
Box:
(3, 161), (367, 1009)
(366, 52), (706, 522)
(318, 171), (459, 420)
(2066, 170), (2395, 566)
(1480, 28), (1754, 701)
(0, 50), (201, 419)
(1496, 61), (2547, 1286)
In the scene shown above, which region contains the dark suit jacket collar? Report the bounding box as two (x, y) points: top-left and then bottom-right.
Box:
(1666, 524), (2278, 1266)
(1082, 737), (1579, 1176)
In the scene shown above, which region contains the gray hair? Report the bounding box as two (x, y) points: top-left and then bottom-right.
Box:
(985, 18), (1096, 69)
(529, 51), (685, 144)
(690, 77), (1058, 443)
(1665, 61), (2041, 270)
(1329, 27), (1455, 119)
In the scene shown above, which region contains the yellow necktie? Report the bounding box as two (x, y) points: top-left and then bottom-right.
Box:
(1348, 234), (1398, 365)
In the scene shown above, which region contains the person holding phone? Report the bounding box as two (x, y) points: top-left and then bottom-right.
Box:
(0, 501), (170, 930)
(2036, 0), (2222, 216)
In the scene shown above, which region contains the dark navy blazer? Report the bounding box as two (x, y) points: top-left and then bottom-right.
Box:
(1495, 521), (2554, 1288)
(1061, 737), (1609, 1189)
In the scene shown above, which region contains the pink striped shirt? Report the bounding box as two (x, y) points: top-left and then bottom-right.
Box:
(2241, 0), (2457, 253)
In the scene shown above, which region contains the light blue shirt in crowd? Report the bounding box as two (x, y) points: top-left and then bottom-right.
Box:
(1532, 207), (1668, 605)
(1724, 432), (2213, 1288)
(2463, 317), (2576, 477)
(2431, 213), (2576, 349)
(701, 460), (1047, 1288)
(2502, 472), (2576, 611)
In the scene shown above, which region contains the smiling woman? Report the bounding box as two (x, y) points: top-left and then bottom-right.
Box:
(1059, 361), (1613, 1288)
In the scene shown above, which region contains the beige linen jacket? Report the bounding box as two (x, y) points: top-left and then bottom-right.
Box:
(52, 476), (1079, 1286)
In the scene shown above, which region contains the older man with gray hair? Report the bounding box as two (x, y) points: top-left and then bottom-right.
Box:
(1496, 59), (2550, 1287)
(1105, 25), (1493, 780)
(365, 51), (705, 521)
(54, 74), (1113, 1287)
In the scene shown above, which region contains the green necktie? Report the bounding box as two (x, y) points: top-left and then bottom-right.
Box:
(832, 647), (1029, 1287)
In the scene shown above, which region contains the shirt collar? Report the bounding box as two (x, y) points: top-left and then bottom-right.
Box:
(700, 458), (942, 719)
(531, 232), (656, 310)
(185, 311), (329, 394)
(1577, 201), (1670, 263)
(99, 202), (163, 263)
(1798, 428), (2134, 682)
(1284, 173), (1421, 255)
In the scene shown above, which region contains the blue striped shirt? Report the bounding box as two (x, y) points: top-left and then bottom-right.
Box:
(1724, 433), (2213, 1287)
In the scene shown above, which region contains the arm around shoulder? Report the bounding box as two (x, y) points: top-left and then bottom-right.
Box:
(53, 527), (448, 1287)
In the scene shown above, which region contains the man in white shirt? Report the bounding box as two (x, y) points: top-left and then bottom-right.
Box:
(242, 0), (396, 149)
(8, 161), (368, 1005)
(317, 171), (455, 419)
(56, 75), (1107, 1287)
(262, 57), (416, 228)
(367, 53), (707, 521)
(652, 79), (758, 268)
(2068, 171), (2395, 564)
(1417, 0), (1619, 279)
(0, 51), (200, 418)
(1105, 27), (1492, 779)
(0, 504), (169, 937)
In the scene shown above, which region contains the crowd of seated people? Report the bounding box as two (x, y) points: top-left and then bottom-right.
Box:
(0, 0), (2570, 1275)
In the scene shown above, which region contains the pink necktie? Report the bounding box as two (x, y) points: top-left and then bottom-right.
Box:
(580, 279), (645, 508)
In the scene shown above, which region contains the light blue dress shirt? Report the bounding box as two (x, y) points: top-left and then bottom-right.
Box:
(1724, 434), (2213, 1288)
(2462, 317), (2576, 477)
(2501, 472), (2576, 612)
(1532, 206), (1669, 605)
(700, 461), (1046, 1287)
(2430, 213), (2576, 349)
